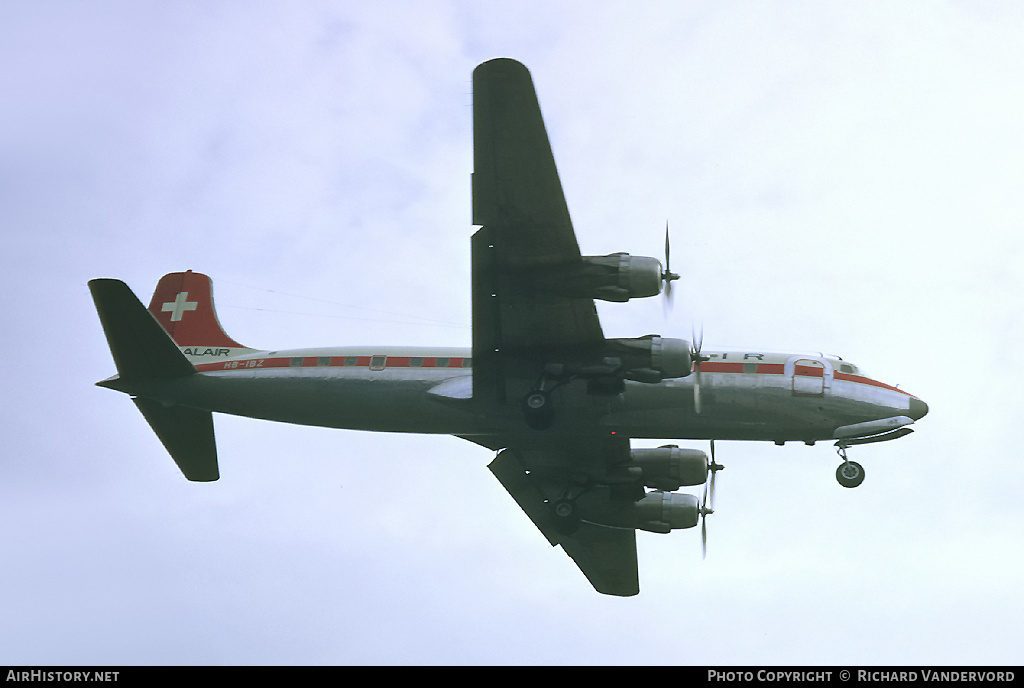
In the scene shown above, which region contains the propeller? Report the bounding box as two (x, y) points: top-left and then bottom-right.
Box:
(661, 223), (680, 313)
(708, 439), (723, 510)
(660, 222), (709, 414)
(691, 323), (709, 414)
(700, 439), (724, 559)
(700, 479), (713, 559)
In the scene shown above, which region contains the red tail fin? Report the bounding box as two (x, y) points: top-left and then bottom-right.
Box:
(148, 271), (257, 360)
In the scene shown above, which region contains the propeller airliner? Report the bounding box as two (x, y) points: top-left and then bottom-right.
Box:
(90, 59), (928, 596)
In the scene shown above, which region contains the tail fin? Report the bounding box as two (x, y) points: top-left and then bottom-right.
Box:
(147, 270), (258, 363)
(89, 277), (220, 482)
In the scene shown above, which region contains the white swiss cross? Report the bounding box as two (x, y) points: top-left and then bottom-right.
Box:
(162, 291), (198, 322)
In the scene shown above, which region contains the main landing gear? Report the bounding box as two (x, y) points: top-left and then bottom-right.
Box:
(520, 357), (632, 430)
(522, 369), (577, 430)
(835, 443), (865, 488)
(550, 497), (581, 535)
(545, 481), (587, 535)
(522, 389), (555, 430)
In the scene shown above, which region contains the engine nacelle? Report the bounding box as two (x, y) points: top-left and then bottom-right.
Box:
(632, 491), (700, 533)
(580, 253), (663, 302)
(606, 335), (693, 381)
(629, 446), (708, 491)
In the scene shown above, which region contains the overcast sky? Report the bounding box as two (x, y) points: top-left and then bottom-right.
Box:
(2, 1), (1023, 665)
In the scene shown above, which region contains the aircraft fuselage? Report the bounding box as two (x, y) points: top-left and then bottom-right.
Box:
(101, 345), (926, 445)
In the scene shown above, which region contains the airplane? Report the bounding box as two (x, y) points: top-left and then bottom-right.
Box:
(89, 58), (928, 597)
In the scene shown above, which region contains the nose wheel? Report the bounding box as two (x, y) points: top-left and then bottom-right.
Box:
(835, 444), (865, 488)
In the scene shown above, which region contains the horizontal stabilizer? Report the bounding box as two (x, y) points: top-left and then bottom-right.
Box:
(91, 278), (217, 481)
(89, 279), (195, 381)
(133, 398), (219, 482)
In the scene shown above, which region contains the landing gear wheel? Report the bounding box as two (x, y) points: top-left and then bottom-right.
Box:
(522, 390), (555, 430)
(550, 498), (580, 535)
(836, 460), (865, 488)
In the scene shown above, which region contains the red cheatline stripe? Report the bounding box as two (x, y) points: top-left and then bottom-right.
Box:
(191, 355), (914, 395)
(833, 371), (913, 395)
(194, 355), (469, 373)
(699, 362), (785, 374)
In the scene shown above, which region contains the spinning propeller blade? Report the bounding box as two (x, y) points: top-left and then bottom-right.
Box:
(708, 439), (723, 510)
(700, 479), (713, 559)
(692, 323), (707, 414)
(700, 440), (723, 559)
(661, 223), (680, 314)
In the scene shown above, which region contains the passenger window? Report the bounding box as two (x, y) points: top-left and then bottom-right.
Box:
(317, 357), (331, 367)
(462, 358), (473, 368)
(344, 356), (358, 367)
(410, 357), (423, 367)
(370, 356), (386, 370)
(290, 357), (304, 367)
(743, 363), (757, 373)
(436, 357), (450, 368)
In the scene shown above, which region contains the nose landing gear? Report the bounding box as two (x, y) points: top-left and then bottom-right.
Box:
(835, 443), (865, 488)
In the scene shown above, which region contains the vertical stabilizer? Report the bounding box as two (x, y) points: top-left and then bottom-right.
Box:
(148, 271), (258, 363)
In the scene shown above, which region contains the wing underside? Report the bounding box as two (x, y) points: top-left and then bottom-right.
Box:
(471, 59), (641, 595)
(472, 58), (579, 263)
(471, 58), (605, 403)
(488, 448), (639, 597)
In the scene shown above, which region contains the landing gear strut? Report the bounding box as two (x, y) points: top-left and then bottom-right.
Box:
(835, 444), (865, 488)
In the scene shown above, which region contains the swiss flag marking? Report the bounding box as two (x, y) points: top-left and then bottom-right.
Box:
(162, 291), (198, 322)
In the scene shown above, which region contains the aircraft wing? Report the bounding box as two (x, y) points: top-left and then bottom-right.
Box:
(471, 59), (605, 402)
(471, 60), (640, 595)
(488, 446), (639, 597)
(472, 58), (585, 278)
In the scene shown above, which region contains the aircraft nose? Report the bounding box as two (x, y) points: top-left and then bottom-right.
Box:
(909, 397), (929, 420)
